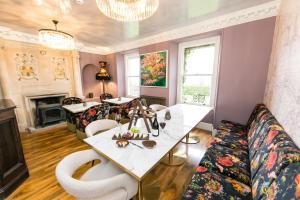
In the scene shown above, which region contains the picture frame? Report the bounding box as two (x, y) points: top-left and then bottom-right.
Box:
(140, 50), (168, 88)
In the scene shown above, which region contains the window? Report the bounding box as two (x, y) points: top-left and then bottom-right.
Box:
(125, 53), (140, 97)
(177, 37), (220, 106)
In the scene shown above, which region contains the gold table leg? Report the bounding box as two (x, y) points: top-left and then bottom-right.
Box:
(138, 180), (143, 200)
(161, 149), (186, 166)
(181, 133), (200, 144)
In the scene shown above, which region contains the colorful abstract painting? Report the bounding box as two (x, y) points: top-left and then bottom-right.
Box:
(140, 50), (168, 87)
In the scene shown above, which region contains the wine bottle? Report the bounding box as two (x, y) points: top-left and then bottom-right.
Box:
(152, 113), (159, 137)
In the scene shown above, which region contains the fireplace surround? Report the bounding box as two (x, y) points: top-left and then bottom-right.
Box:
(24, 93), (68, 130)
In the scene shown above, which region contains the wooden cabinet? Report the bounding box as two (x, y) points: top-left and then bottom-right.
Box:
(0, 99), (29, 199)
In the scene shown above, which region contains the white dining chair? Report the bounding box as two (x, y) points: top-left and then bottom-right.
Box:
(55, 149), (138, 200)
(85, 119), (118, 137)
(149, 104), (167, 112)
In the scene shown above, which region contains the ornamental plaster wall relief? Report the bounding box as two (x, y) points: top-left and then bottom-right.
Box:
(0, 39), (78, 131)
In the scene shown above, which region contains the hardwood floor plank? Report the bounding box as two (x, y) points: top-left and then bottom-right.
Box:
(7, 127), (213, 200)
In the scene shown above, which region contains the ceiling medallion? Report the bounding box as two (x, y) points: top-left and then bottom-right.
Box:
(38, 20), (75, 50)
(96, 0), (159, 22)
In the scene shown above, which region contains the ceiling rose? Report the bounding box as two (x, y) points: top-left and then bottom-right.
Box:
(38, 20), (75, 50)
(96, 0), (159, 22)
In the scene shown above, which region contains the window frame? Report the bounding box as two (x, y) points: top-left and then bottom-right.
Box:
(124, 53), (140, 97)
(177, 36), (221, 107)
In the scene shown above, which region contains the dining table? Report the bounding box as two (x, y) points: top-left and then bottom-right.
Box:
(84, 103), (212, 199)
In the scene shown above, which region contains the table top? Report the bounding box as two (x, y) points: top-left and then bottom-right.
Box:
(84, 104), (212, 180)
(102, 97), (134, 105)
(62, 102), (101, 113)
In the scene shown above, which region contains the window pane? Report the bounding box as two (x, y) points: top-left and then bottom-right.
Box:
(127, 56), (140, 76)
(127, 77), (140, 97)
(182, 75), (212, 105)
(184, 45), (215, 75)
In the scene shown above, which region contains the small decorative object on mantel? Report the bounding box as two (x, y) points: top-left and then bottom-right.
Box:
(96, 61), (112, 100)
(52, 57), (69, 80)
(15, 53), (38, 80)
(165, 109), (171, 120)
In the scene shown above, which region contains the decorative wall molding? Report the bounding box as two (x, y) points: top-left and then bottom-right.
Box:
(111, 0), (281, 53)
(0, 0), (281, 55)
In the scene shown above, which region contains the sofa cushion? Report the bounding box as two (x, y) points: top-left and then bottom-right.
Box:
(182, 166), (252, 200)
(211, 136), (248, 152)
(251, 148), (300, 200)
(250, 130), (298, 179)
(199, 145), (251, 185)
(247, 110), (276, 149)
(249, 124), (284, 160)
(266, 162), (300, 200)
(219, 120), (247, 133)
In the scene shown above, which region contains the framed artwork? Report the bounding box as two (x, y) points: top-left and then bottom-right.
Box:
(52, 57), (69, 80)
(15, 53), (38, 80)
(140, 50), (168, 88)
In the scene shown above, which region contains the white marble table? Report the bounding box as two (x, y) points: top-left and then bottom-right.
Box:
(102, 97), (134, 105)
(84, 104), (212, 199)
(62, 102), (101, 113)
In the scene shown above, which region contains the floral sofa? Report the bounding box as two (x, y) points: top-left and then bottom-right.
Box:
(183, 104), (300, 200)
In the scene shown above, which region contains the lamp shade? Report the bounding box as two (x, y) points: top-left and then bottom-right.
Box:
(96, 61), (111, 80)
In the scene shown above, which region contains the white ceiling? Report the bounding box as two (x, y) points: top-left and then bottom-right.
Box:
(0, 0), (277, 53)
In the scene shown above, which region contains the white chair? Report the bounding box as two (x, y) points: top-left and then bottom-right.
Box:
(85, 119), (118, 137)
(149, 104), (167, 112)
(55, 149), (138, 200)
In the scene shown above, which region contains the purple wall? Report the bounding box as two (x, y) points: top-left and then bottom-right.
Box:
(79, 52), (118, 98)
(215, 17), (276, 125)
(80, 17), (276, 125)
(79, 52), (106, 98)
(139, 42), (178, 105)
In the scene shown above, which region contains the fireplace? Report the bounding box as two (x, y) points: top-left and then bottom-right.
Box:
(24, 94), (68, 130)
(36, 97), (66, 127)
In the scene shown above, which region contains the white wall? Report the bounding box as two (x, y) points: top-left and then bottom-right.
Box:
(264, 0), (300, 147)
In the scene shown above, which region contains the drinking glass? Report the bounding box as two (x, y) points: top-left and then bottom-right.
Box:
(159, 121), (166, 134)
(115, 113), (122, 133)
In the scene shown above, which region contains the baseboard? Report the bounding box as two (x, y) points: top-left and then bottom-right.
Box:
(196, 122), (213, 132)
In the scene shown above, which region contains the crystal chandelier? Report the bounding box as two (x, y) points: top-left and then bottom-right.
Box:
(96, 0), (159, 22)
(39, 20), (75, 50)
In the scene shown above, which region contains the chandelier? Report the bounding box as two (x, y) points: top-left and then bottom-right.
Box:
(96, 0), (159, 22)
(39, 20), (75, 50)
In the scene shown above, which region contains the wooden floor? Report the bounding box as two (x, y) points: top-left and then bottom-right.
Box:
(7, 127), (213, 200)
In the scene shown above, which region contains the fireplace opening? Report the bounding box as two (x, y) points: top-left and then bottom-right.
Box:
(34, 96), (66, 127)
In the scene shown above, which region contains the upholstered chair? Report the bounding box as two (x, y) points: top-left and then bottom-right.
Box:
(149, 104), (168, 112)
(62, 97), (84, 132)
(85, 119), (118, 137)
(77, 103), (111, 133)
(55, 149), (138, 200)
(62, 97), (83, 105)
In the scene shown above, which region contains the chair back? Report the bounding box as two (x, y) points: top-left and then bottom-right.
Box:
(78, 103), (110, 132)
(150, 104), (168, 112)
(62, 97), (83, 105)
(85, 119), (118, 137)
(55, 150), (106, 199)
